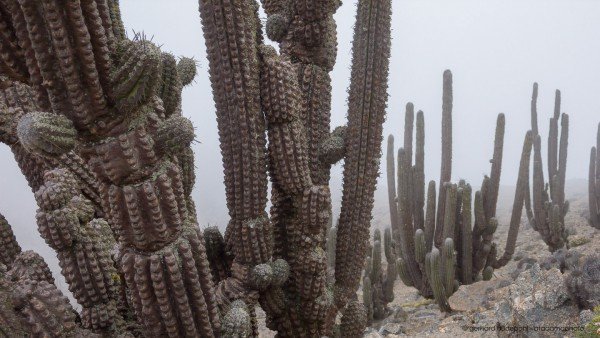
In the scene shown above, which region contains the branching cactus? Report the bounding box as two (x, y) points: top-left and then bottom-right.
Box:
(0, 0), (391, 335)
(588, 123), (600, 229)
(0, 1), (220, 336)
(526, 83), (570, 251)
(387, 70), (533, 311)
(34, 168), (127, 332)
(199, 0), (392, 336)
(362, 228), (397, 323)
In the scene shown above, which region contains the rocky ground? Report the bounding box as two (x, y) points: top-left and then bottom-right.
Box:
(257, 181), (600, 337)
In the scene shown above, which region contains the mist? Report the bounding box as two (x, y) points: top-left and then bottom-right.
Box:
(1, 0), (599, 300)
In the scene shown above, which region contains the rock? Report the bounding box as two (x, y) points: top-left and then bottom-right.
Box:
(379, 305), (407, 326)
(580, 309), (594, 325)
(495, 264), (580, 337)
(363, 327), (382, 338)
(448, 277), (511, 312)
(378, 322), (403, 335)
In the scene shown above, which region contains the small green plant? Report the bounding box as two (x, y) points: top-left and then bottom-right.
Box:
(578, 306), (600, 338)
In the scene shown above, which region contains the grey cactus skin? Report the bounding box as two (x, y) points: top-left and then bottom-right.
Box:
(526, 83), (570, 251)
(388, 71), (533, 312)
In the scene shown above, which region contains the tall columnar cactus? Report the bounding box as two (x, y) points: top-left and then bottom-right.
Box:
(588, 123), (600, 229)
(0, 1), (220, 336)
(199, 0), (391, 335)
(0, 0), (390, 335)
(526, 83), (570, 251)
(388, 70), (533, 311)
(362, 228), (397, 323)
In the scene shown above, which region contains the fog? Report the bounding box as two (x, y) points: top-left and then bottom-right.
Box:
(0, 0), (599, 301)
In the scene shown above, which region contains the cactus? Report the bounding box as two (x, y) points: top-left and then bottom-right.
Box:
(525, 83), (570, 251)
(198, 0), (391, 335)
(0, 213), (96, 337)
(0, 0), (391, 336)
(362, 228), (397, 323)
(388, 70), (533, 311)
(588, 123), (600, 229)
(0, 213), (21, 268)
(339, 299), (368, 338)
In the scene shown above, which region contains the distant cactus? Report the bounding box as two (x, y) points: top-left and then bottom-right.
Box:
(525, 84), (570, 251)
(0, 0), (392, 336)
(588, 123), (600, 229)
(362, 228), (397, 322)
(388, 70), (533, 311)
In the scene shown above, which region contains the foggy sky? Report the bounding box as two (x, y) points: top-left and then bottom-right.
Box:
(1, 0), (599, 297)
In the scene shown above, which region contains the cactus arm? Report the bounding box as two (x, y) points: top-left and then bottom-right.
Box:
(319, 125), (347, 165)
(441, 238), (456, 298)
(334, 0), (392, 306)
(532, 134), (547, 233)
(435, 70), (453, 247)
(387, 134), (400, 240)
(0, 213), (21, 268)
(459, 184), (473, 284)
(339, 299), (368, 338)
(414, 110), (425, 230)
(557, 113), (569, 206)
(403, 103), (414, 170)
(589, 146), (599, 228)
(425, 248), (451, 312)
(424, 180), (436, 251)
(441, 183), (458, 242)
(394, 147), (424, 291)
(494, 131), (533, 268)
(531, 82), (539, 135)
(591, 123), (600, 229)
(199, 0), (267, 223)
(106, 0), (125, 41)
(548, 117), (559, 197)
(484, 113), (504, 218)
(0, 8), (29, 83)
(596, 122), (600, 217)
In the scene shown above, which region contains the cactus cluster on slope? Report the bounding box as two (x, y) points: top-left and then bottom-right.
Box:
(362, 228), (397, 323)
(387, 70), (533, 312)
(525, 83), (570, 251)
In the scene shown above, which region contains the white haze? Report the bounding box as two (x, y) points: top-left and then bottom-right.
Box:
(0, 0), (598, 303)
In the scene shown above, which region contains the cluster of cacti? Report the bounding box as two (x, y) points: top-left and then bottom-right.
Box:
(362, 228), (397, 323)
(199, 0), (391, 335)
(525, 83), (570, 251)
(588, 123), (600, 229)
(387, 70), (533, 312)
(0, 0), (391, 336)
